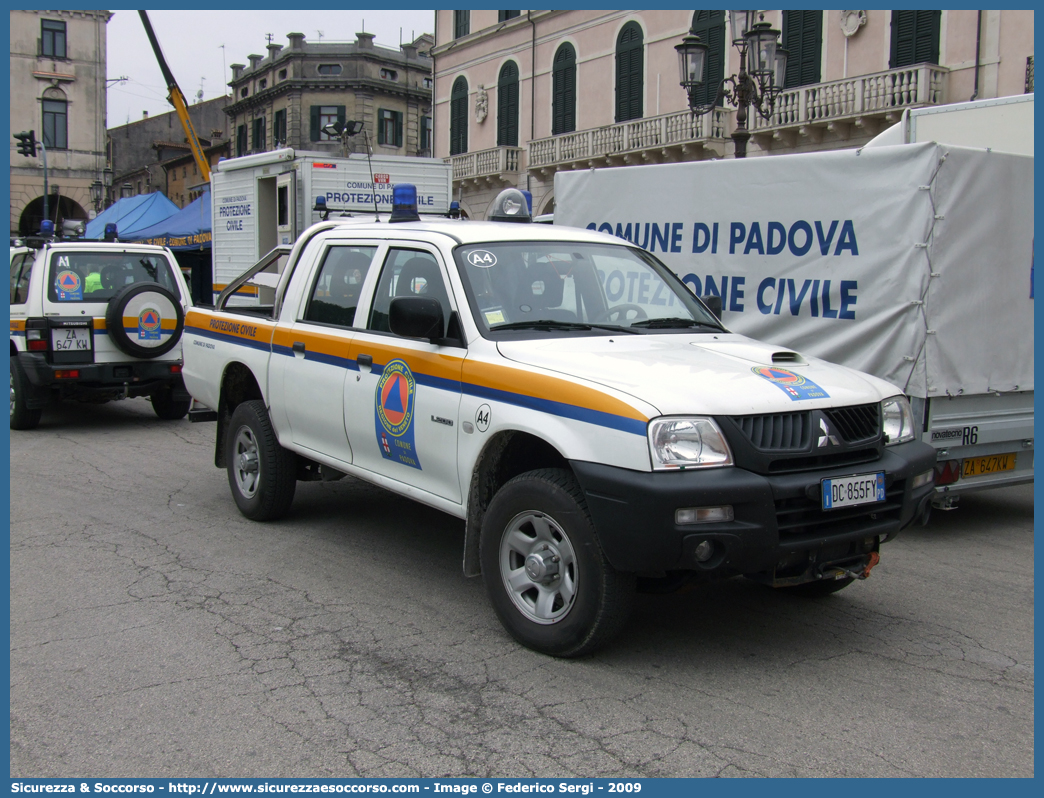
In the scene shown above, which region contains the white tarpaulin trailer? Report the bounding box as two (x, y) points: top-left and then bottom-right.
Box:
(554, 142), (1033, 503)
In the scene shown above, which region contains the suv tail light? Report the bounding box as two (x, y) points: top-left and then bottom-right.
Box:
(25, 320), (47, 351)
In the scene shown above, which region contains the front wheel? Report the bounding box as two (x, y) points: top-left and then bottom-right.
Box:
(225, 400), (297, 521)
(480, 468), (635, 657)
(10, 358), (42, 430)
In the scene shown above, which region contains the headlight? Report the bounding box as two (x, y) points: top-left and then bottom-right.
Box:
(882, 395), (915, 445)
(648, 417), (733, 470)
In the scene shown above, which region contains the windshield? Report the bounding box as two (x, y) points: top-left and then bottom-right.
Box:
(48, 251), (179, 304)
(454, 241), (721, 335)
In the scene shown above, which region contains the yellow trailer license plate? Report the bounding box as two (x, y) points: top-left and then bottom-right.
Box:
(962, 453), (1017, 478)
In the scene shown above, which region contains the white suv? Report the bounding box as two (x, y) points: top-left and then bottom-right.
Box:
(10, 237), (193, 429)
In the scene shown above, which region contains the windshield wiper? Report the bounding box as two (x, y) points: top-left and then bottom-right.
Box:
(491, 319), (593, 332)
(629, 317), (724, 331)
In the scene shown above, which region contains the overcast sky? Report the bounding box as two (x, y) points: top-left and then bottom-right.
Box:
(106, 9), (436, 128)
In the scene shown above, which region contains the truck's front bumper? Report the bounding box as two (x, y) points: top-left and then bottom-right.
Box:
(570, 440), (936, 582)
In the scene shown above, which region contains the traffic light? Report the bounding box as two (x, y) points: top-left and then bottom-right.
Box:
(14, 130), (37, 157)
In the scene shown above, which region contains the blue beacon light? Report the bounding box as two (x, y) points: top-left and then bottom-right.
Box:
(389, 183), (420, 223)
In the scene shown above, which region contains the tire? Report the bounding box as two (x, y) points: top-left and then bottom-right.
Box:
(105, 282), (184, 359)
(10, 358), (42, 431)
(480, 468), (635, 657)
(225, 400), (297, 521)
(151, 385), (190, 420)
(777, 577), (855, 597)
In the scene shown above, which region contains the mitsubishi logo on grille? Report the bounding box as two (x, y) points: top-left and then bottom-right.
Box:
(818, 417), (840, 448)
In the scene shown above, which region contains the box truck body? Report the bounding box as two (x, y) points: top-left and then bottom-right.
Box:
(554, 142), (1034, 504)
(211, 148), (452, 303)
(866, 93), (1033, 155)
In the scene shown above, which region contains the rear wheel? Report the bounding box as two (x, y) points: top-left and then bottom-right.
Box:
(480, 468), (635, 657)
(151, 385), (190, 420)
(10, 358), (42, 430)
(225, 400), (297, 520)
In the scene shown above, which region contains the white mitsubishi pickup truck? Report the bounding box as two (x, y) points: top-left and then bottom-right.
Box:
(182, 186), (936, 657)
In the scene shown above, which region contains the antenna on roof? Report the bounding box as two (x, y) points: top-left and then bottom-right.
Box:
(316, 30), (324, 41)
(265, 33), (274, 45)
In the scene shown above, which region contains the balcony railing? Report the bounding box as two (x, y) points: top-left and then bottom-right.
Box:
(449, 146), (522, 181)
(750, 63), (947, 133)
(529, 108), (727, 169)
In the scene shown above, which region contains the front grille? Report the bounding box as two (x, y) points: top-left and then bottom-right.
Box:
(733, 411), (811, 451)
(775, 479), (906, 544)
(766, 447), (879, 474)
(823, 403), (880, 444)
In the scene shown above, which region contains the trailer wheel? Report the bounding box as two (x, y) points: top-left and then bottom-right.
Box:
(480, 468), (635, 657)
(225, 400), (296, 520)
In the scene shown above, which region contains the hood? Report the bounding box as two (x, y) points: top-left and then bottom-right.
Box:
(497, 333), (900, 417)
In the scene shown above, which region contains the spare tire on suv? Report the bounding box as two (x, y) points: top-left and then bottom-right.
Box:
(105, 282), (185, 359)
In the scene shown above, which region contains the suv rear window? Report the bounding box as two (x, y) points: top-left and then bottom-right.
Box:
(48, 251), (178, 303)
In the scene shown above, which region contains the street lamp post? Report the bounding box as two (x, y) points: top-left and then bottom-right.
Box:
(676, 10), (788, 158)
(89, 180), (103, 212)
(102, 167), (113, 209)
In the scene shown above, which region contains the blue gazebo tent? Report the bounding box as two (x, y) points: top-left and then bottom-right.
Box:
(85, 193), (180, 240)
(125, 190), (211, 250)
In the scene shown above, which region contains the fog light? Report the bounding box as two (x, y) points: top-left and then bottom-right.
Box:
(693, 540), (715, 562)
(676, 505), (733, 525)
(169, 364), (182, 373)
(54, 369), (80, 379)
(911, 469), (934, 489)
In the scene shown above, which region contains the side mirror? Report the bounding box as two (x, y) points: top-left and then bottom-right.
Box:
(389, 296), (444, 342)
(702, 294), (722, 320)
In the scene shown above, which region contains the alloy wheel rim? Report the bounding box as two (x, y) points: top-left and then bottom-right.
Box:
(499, 510), (578, 625)
(233, 425), (261, 497)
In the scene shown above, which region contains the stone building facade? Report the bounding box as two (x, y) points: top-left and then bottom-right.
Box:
(10, 9), (111, 236)
(224, 31), (434, 161)
(432, 10), (1034, 220)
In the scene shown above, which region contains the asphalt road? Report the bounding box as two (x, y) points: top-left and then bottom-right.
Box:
(9, 398), (1034, 777)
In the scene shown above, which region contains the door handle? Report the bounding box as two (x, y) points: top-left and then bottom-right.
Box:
(292, 341), (306, 354)
(357, 353), (373, 368)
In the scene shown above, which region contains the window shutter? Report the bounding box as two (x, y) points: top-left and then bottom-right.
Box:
(336, 106), (346, 130)
(310, 106), (320, 141)
(782, 10), (822, 88)
(377, 109), (387, 145)
(497, 62), (519, 146)
(450, 77), (468, 155)
(394, 111), (403, 147)
(891, 10), (940, 68)
(615, 23), (644, 123)
(552, 44), (576, 135)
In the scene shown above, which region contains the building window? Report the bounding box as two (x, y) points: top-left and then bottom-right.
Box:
(689, 11), (726, 108)
(252, 117), (266, 151)
(450, 76), (468, 155)
(552, 43), (576, 135)
(497, 61), (519, 147)
(240, 87), (249, 98)
(423, 76), (433, 89)
(498, 11), (520, 23)
(310, 105), (345, 141)
(615, 22), (644, 123)
(380, 68), (398, 81)
(274, 109), (287, 146)
(454, 11), (470, 39)
(420, 115), (432, 153)
(259, 78), (267, 90)
(237, 124), (248, 156)
(782, 10), (822, 88)
(42, 98), (67, 149)
(41, 19), (66, 59)
(890, 10), (941, 68)
(279, 68), (287, 80)
(317, 64), (342, 76)
(378, 109), (403, 147)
